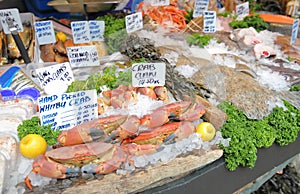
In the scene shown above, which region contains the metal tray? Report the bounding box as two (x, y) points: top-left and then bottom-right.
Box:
(47, 0), (120, 13)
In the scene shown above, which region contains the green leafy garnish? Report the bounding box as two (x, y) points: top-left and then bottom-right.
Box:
(229, 14), (269, 32)
(186, 34), (215, 48)
(17, 116), (61, 146)
(218, 100), (300, 171)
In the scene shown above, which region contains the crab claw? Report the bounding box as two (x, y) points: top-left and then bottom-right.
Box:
(25, 176), (33, 190)
(163, 121), (195, 144)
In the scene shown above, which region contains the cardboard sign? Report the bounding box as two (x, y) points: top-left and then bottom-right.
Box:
(67, 46), (100, 67)
(71, 21), (91, 44)
(38, 90), (98, 130)
(148, 0), (170, 6)
(290, 19), (299, 45)
(125, 12), (143, 33)
(236, 2), (249, 20)
(193, 0), (209, 18)
(34, 20), (56, 45)
(89, 20), (105, 42)
(203, 11), (216, 33)
(35, 62), (74, 88)
(0, 8), (23, 34)
(131, 62), (166, 87)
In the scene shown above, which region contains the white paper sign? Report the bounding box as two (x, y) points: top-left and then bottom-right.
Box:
(38, 90), (98, 130)
(193, 0), (209, 18)
(71, 21), (91, 44)
(203, 11), (216, 33)
(89, 20), (105, 42)
(67, 45), (99, 67)
(125, 12), (143, 33)
(236, 2), (249, 20)
(148, 0), (170, 6)
(131, 62), (166, 87)
(0, 8), (23, 34)
(34, 21), (56, 45)
(35, 62), (74, 88)
(290, 19), (299, 45)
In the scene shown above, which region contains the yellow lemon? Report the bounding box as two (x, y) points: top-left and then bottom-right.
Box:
(19, 134), (47, 158)
(56, 32), (67, 42)
(196, 122), (216, 142)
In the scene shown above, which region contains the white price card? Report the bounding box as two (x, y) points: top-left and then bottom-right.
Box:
(38, 90), (98, 130)
(34, 20), (56, 45)
(35, 62), (74, 88)
(71, 21), (91, 44)
(193, 0), (209, 18)
(125, 12), (143, 33)
(0, 8), (23, 34)
(290, 19), (299, 45)
(236, 1), (249, 20)
(89, 20), (105, 42)
(203, 11), (216, 33)
(67, 45), (100, 67)
(131, 62), (166, 87)
(148, 0), (170, 6)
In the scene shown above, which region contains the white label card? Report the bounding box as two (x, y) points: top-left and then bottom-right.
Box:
(193, 0), (209, 18)
(236, 2), (249, 20)
(203, 11), (216, 33)
(0, 8), (23, 34)
(125, 12), (143, 33)
(290, 19), (299, 45)
(38, 90), (98, 131)
(71, 21), (91, 44)
(34, 21), (56, 45)
(131, 62), (166, 87)
(35, 62), (74, 88)
(147, 0), (170, 6)
(67, 46), (100, 67)
(89, 20), (105, 42)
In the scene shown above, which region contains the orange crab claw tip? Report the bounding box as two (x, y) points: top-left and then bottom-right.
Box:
(25, 176), (33, 190)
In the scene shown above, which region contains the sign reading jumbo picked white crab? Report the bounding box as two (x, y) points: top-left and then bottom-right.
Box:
(89, 20), (105, 42)
(125, 12), (143, 33)
(131, 62), (166, 87)
(38, 90), (98, 131)
(67, 46), (100, 67)
(193, 0), (209, 18)
(35, 62), (74, 88)
(0, 8), (23, 34)
(71, 21), (91, 44)
(34, 20), (56, 45)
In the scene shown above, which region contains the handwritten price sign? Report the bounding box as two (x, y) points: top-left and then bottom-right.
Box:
(34, 20), (56, 45)
(125, 12), (143, 33)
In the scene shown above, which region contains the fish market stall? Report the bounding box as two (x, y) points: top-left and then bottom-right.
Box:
(0, 0), (300, 193)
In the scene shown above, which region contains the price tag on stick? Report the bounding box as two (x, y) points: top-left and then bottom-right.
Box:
(67, 46), (100, 67)
(125, 12), (143, 33)
(131, 62), (166, 87)
(290, 19), (299, 45)
(0, 8), (23, 34)
(34, 20), (56, 45)
(71, 21), (91, 44)
(193, 0), (209, 18)
(89, 20), (105, 42)
(203, 11), (216, 33)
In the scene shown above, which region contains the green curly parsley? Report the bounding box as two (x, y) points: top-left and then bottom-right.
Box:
(17, 116), (61, 146)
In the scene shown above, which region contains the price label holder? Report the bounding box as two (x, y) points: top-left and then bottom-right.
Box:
(290, 19), (299, 45)
(35, 62), (74, 88)
(131, 62), (166, 87)
(34, 20), (56, 45)
(0, 8), (23, 34)
(148, 0), (170, 6)
(89, 20), (105, 42)
(67, 45), (100, 67)
(203, 11), (216, 33)
(38, 90), (98, 130)
(236, 1), (249, 20)
(71, 21), (91, 44)
(193, 0), (209, 18)
(125, 12), (143, 34)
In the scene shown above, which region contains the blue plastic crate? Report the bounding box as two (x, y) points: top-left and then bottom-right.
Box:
(24, 0), (54, 12)
(24, 0), (70, 19)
